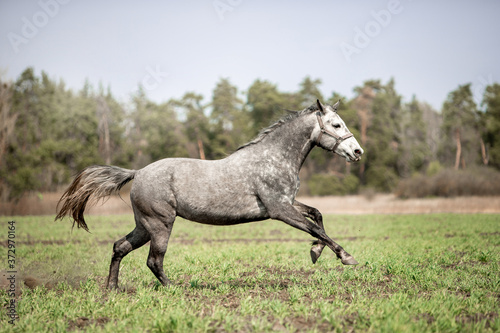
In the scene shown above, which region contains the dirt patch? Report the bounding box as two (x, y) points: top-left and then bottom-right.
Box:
(0, 270), (21, 297)
(1, 237), (362, 248)
(0, 271), (59, 297)
(415, 313), (435, 324)
(283, 315), (334, 332)
(259, 265), (317, 278)
(452, 289), (472, 298)
(221, 293), (241, 310)
(0, 239), (115, 248)
(24, 276), (48, 290)
(209, 314), (334, 333)
(200, 238), (310, 244)
(0, 258), (105, 297)
(480, 231), (500, 237)
(338, 312), (363, 332)
(270, 229), (284, 236)
(455, 312), (498, 328)
(67, 316), (110, 331)
(175, 237), (362, 246)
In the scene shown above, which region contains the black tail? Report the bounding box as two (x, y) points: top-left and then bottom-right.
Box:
(55, 165), (136, 232)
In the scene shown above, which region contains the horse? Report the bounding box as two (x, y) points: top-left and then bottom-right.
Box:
(55, 99), (364, 289)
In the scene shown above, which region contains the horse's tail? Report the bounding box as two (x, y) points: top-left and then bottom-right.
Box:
(55, 165), (136, 232)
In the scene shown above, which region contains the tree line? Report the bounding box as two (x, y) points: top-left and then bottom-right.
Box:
(1, 67), (499, 200)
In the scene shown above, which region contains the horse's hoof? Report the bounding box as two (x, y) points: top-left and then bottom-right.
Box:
(310, 245), (322, 264)
(341, 256), (359, 265)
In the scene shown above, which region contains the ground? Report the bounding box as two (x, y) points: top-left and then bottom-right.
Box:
(0, 213), (498, 332)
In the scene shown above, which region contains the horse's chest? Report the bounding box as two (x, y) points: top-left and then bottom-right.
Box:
(256, 163), (299, 202)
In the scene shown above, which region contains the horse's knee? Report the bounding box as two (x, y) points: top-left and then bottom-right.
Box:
(112, 238), (132, 260)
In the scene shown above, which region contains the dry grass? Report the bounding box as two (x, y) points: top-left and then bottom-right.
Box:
(2, 188), (500, 216)
(0, 192), (133, 216)
(300, 194), (500, 214)
(395, 167), (500, 199)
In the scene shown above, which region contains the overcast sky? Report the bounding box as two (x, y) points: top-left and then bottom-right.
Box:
(1, 0), (499, 110)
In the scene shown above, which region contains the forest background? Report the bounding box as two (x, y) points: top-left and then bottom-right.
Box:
(1, 67), (500, 204)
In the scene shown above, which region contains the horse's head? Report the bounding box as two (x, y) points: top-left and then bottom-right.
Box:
(313, 100), (364, 162)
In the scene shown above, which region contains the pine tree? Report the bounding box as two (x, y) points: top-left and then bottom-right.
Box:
(177, 92), (209, 159)
(440, 84), (480, 169)
(297, 76), (324, 109)
(128, 86), (188, 168)
(246, 79), (286, 136)
(398, 96), (430, 177)
(352, 80), (378, 184)
(209, 78), (250, 157)
(0, 78), (16, 200)
(481, 83), (500, 168)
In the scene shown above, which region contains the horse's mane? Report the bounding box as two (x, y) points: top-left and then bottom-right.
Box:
(237, 103), (320, 151)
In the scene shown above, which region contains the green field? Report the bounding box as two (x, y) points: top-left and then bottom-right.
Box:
(1, 214), (499, 332)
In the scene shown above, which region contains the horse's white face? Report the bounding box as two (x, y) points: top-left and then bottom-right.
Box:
(313, 100), (364, 162)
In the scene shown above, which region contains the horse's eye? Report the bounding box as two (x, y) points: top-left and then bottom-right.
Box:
(333, 124), (341, 129)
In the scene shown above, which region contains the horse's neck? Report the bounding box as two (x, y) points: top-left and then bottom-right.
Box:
(253, 118), (316, 173)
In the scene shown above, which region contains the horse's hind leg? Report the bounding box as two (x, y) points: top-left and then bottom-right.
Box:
(145, 216), (174, 286)
(134, 201), (177, 287)
(293, 200), (326, 264)
(106, 225), (150, 289)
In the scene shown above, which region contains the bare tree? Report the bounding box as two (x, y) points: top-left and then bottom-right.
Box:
(97, 95), (111, 165)
(420, 102), (442, 161)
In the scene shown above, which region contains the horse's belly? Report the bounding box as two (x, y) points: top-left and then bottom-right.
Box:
(175, 194), (269, 225)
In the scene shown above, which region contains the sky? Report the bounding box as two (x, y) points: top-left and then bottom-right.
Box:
(1, 0), (499, 111)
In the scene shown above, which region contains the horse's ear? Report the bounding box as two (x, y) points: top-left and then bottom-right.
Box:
(332, 100), (341, 112)
(316, 99), (325, 113)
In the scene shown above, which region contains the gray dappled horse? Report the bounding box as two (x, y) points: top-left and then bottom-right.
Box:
(56, 100), (364, 289)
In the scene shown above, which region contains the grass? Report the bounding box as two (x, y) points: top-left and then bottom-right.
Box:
(1, 214), (499, 332)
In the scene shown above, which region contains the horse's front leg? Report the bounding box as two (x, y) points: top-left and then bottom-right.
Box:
(266, 201), (358, 265)
(293, 200), (326, 264)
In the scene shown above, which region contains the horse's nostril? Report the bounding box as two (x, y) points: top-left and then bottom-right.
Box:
(354, 149), (361, 156)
